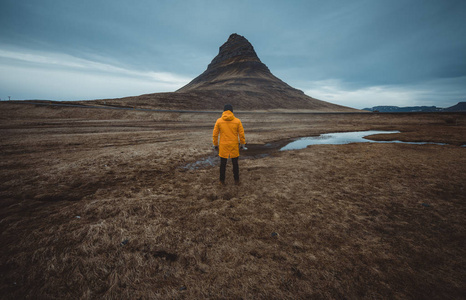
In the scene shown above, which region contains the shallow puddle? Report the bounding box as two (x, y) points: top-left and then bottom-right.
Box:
(183, 155), (219, 169)
(280, 130), (447, 151)
(183, 130), (453, 170)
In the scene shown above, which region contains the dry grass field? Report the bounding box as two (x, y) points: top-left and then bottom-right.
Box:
(1, 102), (465, 299)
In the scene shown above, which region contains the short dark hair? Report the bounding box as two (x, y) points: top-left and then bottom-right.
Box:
(224, 104), (233, 112)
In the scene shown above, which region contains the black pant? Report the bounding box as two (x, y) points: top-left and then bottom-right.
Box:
(220, 157), (239, 182)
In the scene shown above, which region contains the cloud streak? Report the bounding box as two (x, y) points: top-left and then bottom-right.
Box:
(0, 48), (191, 100)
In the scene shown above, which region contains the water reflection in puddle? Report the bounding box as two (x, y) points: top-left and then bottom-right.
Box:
(183, 155), (218, 170)
(280, 130), (447, 151)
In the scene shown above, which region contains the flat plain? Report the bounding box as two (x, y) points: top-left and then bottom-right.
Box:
(1, 102), (465, 299)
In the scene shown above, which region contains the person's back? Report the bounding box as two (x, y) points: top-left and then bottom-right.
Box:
(212, 104), (246, 185)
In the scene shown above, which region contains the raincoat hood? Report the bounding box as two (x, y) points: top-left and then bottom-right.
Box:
(221, 110), (235, 121)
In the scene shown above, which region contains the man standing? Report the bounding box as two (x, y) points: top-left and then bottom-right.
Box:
(213, 104), (246, 185)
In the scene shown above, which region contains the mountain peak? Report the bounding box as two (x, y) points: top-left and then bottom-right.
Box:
(208, 33), (262, 69)
(177, 33), (273, 92)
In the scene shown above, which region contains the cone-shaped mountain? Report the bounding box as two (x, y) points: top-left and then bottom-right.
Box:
(106, 34), (358, 111)
(176, 33), (356, 111)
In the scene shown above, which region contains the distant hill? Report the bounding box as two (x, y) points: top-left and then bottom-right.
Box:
(363, 102), (466, 112)
(363, 106), (442, 112)
(442, 102), (466, 112)
(92, 34), (359, 112)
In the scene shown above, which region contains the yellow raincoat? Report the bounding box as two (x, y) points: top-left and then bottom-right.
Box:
(213, 110), (246, 159)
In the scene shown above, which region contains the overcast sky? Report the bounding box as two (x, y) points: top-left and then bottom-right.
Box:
(1, 0), (465, 109)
